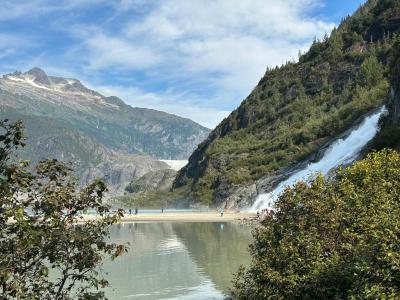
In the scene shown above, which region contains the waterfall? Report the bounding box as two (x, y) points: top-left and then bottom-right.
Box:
(251, 106), (386, 211)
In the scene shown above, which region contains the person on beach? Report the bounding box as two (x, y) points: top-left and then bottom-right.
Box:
(135, 208), (138, 215)
(220, 208), (224, 217)
(129, 209), (132, 215)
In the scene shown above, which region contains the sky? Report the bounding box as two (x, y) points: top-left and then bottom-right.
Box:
(0, 0), (365, 128)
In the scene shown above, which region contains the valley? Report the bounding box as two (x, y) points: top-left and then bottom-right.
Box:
(0, 68), (207, 195)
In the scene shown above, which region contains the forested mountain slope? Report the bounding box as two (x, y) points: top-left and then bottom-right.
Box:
(174, 0), (400, 207)
(372, 37), (400, 149)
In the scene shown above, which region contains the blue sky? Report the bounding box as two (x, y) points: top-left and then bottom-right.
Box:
(0, 0), (365, 128)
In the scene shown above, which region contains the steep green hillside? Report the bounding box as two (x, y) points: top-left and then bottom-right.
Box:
(371, 37), (400, 149)
(174, 0), (400, 206)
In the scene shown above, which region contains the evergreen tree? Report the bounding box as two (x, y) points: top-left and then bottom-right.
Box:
(357, 55), (384, 87)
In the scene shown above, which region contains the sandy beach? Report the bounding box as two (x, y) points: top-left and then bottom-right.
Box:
(79, 211), (256, 223)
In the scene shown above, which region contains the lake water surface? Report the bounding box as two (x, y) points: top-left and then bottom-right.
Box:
(104, 222), (252, 299)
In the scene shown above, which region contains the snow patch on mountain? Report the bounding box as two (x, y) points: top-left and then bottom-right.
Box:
(1, 68), (120, 109)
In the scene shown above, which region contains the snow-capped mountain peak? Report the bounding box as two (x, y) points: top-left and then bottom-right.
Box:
(2, 67), (101, 98)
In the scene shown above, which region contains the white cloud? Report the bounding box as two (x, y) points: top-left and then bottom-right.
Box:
(84, 34), (162, 70)
(124, 0), (332, 40)
(79, 0), (334, 107)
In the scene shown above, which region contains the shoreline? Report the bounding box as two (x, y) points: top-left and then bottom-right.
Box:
(78, 211), (256, 223)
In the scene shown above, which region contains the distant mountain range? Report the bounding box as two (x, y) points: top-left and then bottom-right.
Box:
(0, 68), (209, 194)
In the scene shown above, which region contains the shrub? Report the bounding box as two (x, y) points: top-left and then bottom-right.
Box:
(232, 150), (400, 299)
(0, 120), (126, 299)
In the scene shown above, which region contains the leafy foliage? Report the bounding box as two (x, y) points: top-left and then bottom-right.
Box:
(232, 150), (400, 299)
(0, 120), (127, 299)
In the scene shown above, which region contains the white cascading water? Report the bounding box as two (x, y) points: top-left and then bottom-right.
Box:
(251, 106), (387, 211)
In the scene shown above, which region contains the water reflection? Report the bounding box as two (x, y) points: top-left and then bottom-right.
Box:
(104, 222), (252, 299)
(172, 222), (251, 294)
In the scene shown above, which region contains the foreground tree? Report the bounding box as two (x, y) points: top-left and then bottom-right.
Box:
(0, 120), (126, 299)
(232, 149), (400, 299)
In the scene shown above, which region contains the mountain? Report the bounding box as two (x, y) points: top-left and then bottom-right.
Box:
(0, 68), (210, 194)
(173, 0), (400, 207)
(0, 68), (210, 159)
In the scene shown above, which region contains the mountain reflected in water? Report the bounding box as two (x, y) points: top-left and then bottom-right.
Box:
(104, 222), (252, 299)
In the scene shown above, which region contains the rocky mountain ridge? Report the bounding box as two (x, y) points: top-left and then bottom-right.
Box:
(0, 67), (210, 159)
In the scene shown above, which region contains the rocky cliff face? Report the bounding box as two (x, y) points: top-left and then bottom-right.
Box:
(79, 153), (170, 196)
(174, 0), (400, 207)
(125, 169), (177, 193)
(390, 44), (400, 123)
